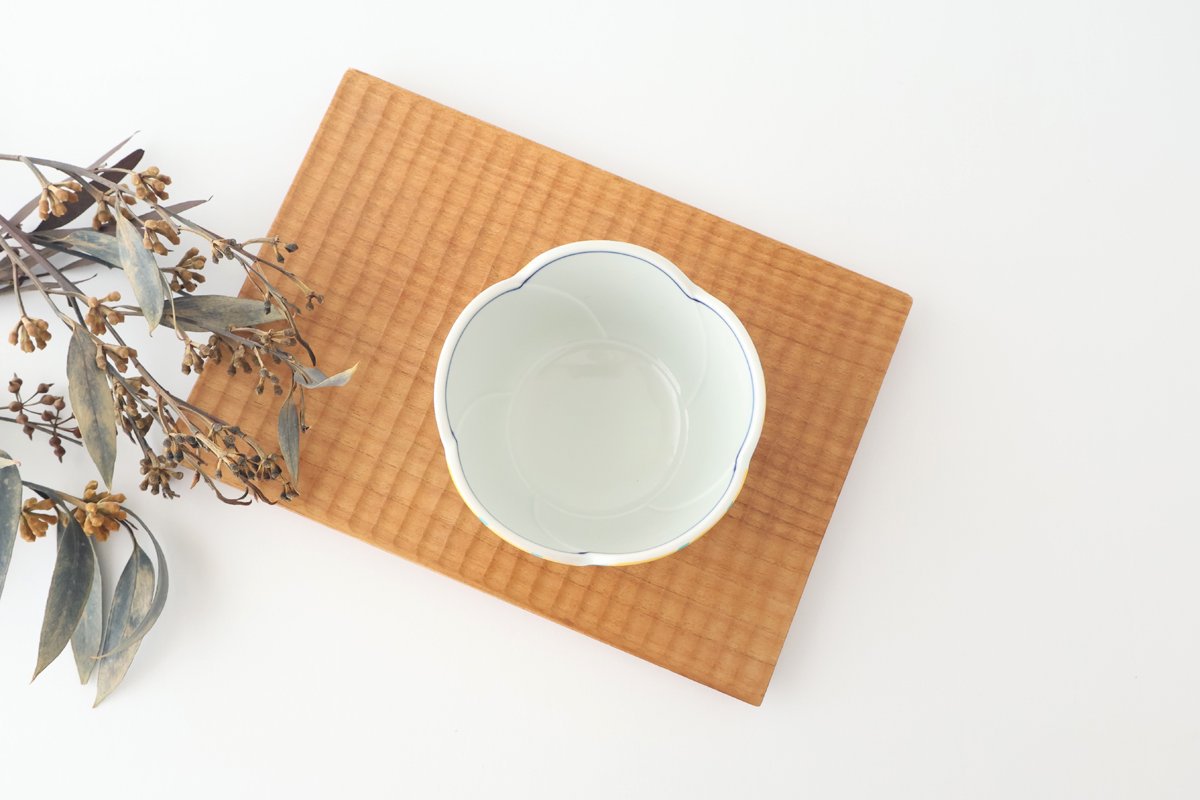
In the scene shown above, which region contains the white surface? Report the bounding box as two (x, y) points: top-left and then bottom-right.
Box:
(2, 1), (1198, 797)
(437, 242), (763, 564)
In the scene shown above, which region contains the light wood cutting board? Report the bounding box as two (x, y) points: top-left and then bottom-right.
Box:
(188, 69), (912, 704)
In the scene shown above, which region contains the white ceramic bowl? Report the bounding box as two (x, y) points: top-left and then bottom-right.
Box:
(434, 241), (765, 566)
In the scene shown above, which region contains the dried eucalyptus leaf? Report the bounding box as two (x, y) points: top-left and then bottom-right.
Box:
(67, 326), (118, 488)
(33, 229), (121, 270)
(0, 455), (17, 468)
(114, 209), (164, 330)
(0, 451), (20, 603)
(291, 362), (358, 389)
(71, 536), (103, 684)
(95, 540), (154, 706)
(94, 518), (167, 661)
(97, 542), (140, 667)
(33, 516), (95, 680)
(89, 134), (138, 170)
(148, 199), (207, 218)
(11, 196), (41, 228)
(164, 295), (286, 332)
(34, 149), (145, 232)
(278, 396), (301, 482)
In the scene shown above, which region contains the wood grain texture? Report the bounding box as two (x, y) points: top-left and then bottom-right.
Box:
(188, 69), (911, 704)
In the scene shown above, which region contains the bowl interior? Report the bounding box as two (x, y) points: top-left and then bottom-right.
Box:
(443, 249), (755, 557)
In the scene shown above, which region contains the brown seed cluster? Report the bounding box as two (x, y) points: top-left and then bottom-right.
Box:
(91, 203), (114, 229)
(84, 291), (125, 335)
(268, 239), (300, 263)
(90, 187), (137, 230)
(19, 497), (58, 542)
(174, 327), (288, 389)
(210, 238), (236, 262)
(168, 247), (207, 293)
(139, 453), (184, 498)
(94, 340), (138, 373)
(201, 425), (283, 483)
(130, 166), (171, 202)
(143, 218), (181, 255)
(155, 426), (291, 501)
(7, 316), (52, 351)
(114, 376), (154, 437)
(222, 448), (284, 485)
(254, 367), (282, 396)
(179, 341), (205, 375)
(160, 432), (197, 465)
(6, 376), (74, 460)
(182, 326), (296, 390)
(37, 180), (83, 220)
(177, 334), (233, 376)
(72, 480), (128, 541)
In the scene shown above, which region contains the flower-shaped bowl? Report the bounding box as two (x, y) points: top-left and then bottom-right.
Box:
(434, 241), (765, 566)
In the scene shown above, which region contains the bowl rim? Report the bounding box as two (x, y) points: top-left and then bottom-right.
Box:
(433, 240), (767, 566)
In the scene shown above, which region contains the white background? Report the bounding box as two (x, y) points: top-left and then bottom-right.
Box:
(2, 1), (1198, 797)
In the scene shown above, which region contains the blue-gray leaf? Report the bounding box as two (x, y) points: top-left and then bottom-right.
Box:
(71, 536), (103, 684)
(33, 515), (95, 680)
(33, 229), (121, 269)
(95, 540), (154, 705)
(277, 395), (301, 482)
(0, 450), (19, 604)
(94, 515), (167, 661)
(67, 326), (117, 488)
(164, 295), (286, 332)
(114, 209), (164, 330)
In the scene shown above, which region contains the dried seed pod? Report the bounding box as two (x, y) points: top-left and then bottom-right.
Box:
(146, 218), (181, 245)
(19, 498), (58, 542)
(9, 318), (52, 351)
(72, 481), (128, 541)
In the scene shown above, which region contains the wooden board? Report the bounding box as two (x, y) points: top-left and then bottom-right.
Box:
(188, 69), (912, 704)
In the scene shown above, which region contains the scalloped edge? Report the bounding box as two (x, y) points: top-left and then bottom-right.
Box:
(433, 241), (767, 567)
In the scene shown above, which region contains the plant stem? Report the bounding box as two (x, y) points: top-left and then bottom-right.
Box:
(0, 416), (82, 445)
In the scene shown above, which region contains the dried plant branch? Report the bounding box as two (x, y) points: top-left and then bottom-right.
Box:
(0, 138), (354, 704)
